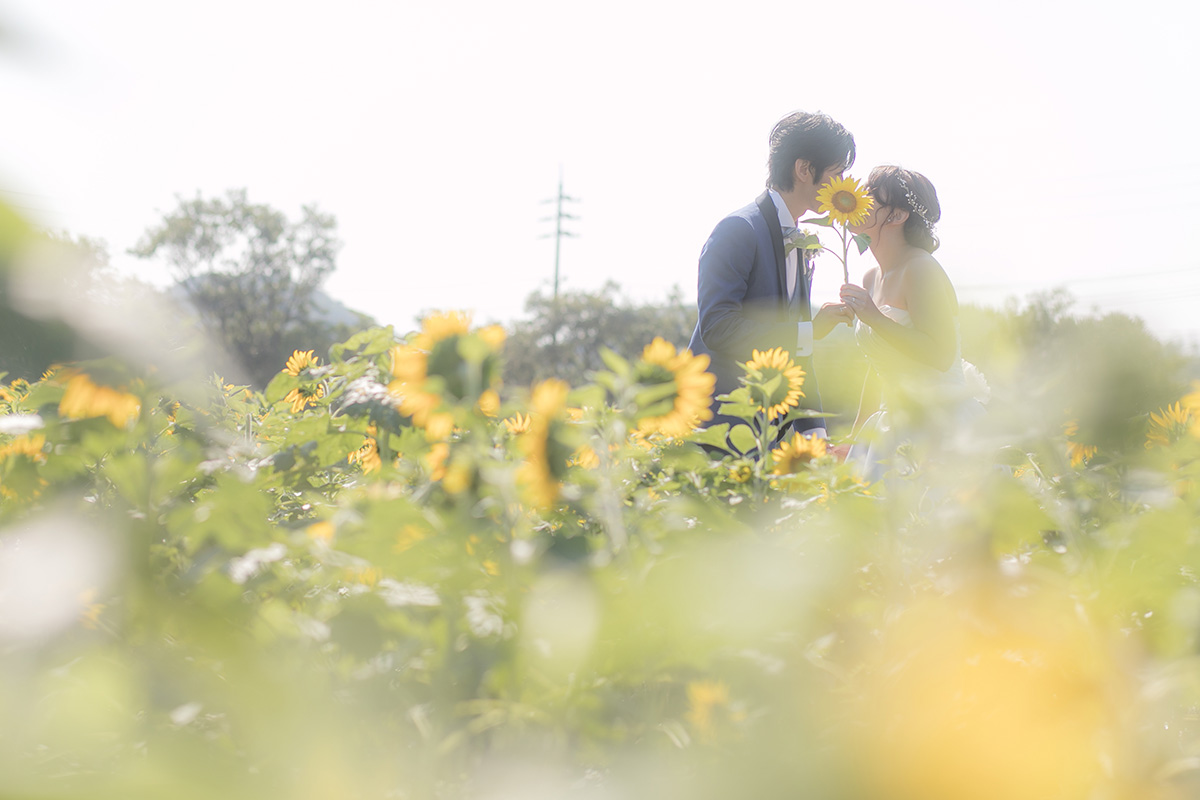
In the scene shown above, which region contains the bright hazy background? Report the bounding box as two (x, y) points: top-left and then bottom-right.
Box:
(2, 0), (1197, 342)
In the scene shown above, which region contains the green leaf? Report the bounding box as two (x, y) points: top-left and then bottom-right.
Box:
(758, 374), (783, 397)
(635, 381), (680, 408)
(717, 402), (760, 420)
(686, 423), (731, 449)
(728, 424), (758, 455)
(796, 215), (832, 227)
(316, 431), (370, 466)
(570, 385), (606, 411)
(719, 387), (753, 405)
(853, 233), (871, 254)
(330, 326), (397, 362)
(20, 380), (65, 412)
(106, 451), (149, 506)
(265, 372), (299, 404)
(457, 335), (492, 365)
(779, 407), (835, 425)
(599, 347), (630, 376)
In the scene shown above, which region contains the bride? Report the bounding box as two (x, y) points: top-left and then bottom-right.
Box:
(837, 166), (986, 481)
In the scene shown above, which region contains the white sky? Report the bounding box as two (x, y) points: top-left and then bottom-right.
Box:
(2, 0), (1198, 344)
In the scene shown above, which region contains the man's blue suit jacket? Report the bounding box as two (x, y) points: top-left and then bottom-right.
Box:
(687, 191), (823, 435)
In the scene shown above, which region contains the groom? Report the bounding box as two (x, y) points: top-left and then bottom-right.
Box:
(687, 110), (856, 439)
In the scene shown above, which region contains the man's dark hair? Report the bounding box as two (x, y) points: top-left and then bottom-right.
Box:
(766, 111), (856, 191)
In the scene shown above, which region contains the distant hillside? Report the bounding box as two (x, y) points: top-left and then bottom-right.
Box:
(170, 281), (375, 330)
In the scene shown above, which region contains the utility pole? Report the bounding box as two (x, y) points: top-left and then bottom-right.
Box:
(540, 167), (578, 300)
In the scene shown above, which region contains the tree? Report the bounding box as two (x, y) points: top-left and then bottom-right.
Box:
(502, 282), (696, 387)
(131, 189), (344, 386)
(0, 225), (118, 380)
(959, 290), (1193, 451)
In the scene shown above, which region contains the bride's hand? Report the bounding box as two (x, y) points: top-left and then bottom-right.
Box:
(814, 302), (853, 339)
(839, 284), (884, 326)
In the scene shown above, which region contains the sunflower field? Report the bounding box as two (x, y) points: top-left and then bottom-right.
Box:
(4, 210), (1200, 800)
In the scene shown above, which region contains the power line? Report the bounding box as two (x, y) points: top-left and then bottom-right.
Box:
(958, 262), (1200, 292)
(539, 166), (578, 301)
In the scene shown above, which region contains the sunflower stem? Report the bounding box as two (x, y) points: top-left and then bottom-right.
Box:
(840, 225), (850, 284)
(755, 408), (770, 504)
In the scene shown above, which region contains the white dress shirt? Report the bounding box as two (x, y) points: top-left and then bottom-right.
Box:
(767, 190), (814, 358)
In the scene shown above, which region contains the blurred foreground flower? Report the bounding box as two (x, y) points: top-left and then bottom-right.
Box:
(771, 431), (826, 474)
(1064, 420), (1097, 467)
(632, 337), (715, 437)
(348, 437), (382, 473)
(504, 413), (532, 435)
(685, 679), (730, 741)
(848, 584), (1125, 800)
(1146, 402), (1191, 448)
(388, 311), (505, 429)
(743, 347), (805, 421)
(516, 379), (572, 509)
(58, 372), (141, 427)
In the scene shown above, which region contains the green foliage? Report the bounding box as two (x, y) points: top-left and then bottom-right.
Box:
(502, 281), (696, 387)
(131, 189), (369, 387)
(2, 309), (1200, 798)
(0, 227), (110, 380)
(6, 204), (1200, 797)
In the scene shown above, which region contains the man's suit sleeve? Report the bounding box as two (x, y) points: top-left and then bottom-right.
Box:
(696, 216), (796, 358)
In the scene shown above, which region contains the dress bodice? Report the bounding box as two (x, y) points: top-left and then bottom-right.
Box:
(854, 305), (970, 408)
(848, 305), (987, 482)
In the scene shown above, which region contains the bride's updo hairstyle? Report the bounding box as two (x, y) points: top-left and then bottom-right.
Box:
(866, 166), (941, 253)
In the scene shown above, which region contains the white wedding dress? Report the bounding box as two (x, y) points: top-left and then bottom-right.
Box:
(846, 305), (987, 482)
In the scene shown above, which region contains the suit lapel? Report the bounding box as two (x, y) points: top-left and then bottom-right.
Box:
(756, 191), (788, 303)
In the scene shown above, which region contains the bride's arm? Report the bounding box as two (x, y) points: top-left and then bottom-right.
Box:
(842, 259), (958, 371)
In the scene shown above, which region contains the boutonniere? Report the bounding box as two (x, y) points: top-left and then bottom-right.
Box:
(782, 226), (820, 258)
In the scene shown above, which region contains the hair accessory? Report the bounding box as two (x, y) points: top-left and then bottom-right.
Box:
(896, 175), (933, 226)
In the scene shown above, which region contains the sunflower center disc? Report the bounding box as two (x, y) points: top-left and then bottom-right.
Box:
(834, 191), (857, 213)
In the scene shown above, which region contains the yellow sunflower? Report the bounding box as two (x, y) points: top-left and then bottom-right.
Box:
(516, 379), (571, 509)
(393, 524), (428, 553)
(771, 432), (828, 474)
(284, 384), (325, 413)
(425, 442), (450, 482)
(569, 445), (600, 470)
(504, 412), (532, 435)
(0, 434), (49, 500)
(743, 347), (806, 421)
(307, 520), (336, 543)
(58, 373), (142, 427)
(816, 175), (874, 226)
(387, 344), (441, 426)
(7, 379), (31, 400)
(283, 349), (318, 376)
(348, 437), (382, 473)
(477, 324), (507, 352)
(728, 463), (753, 483)
(412, 310), (473, 350)
(685, 680), (730, 741)
(1146, 402), (1191, 448)
(633, 337), (716, 437)
(0, 434), (47, 464)
(1063, 420), (1097, 467)
(477, 388), (500, 418)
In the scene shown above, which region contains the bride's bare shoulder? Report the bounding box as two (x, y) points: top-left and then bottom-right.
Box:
(901, 254), (951, 288)
(901, 254), (958, 309)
